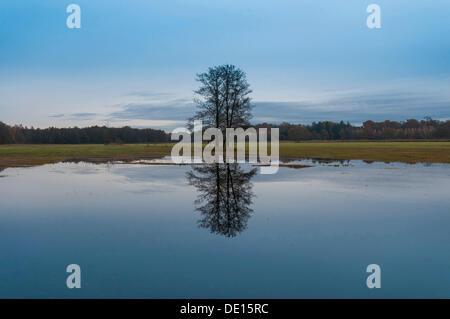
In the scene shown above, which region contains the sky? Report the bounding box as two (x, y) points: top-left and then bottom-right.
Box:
(0, 0), (449, 131)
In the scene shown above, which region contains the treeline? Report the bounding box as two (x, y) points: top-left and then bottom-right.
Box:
(0, 122), (169, 144)
(257, 118), (450, 141)
(1, 118), (450, 144)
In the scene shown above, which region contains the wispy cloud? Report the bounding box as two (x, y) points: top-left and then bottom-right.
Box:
(252, 89), (450, 124)
(45, 87), (450, 131)
(48, 112), (99, 121)
(48, 113), (65, 118)
(109, 99), (195, 122)
(68, 113), (99, 120)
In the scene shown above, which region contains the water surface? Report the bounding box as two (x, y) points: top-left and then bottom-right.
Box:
(0, 160), (449, 298)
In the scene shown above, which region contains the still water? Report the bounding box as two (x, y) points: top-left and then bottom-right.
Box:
(0, 159), (449, 298)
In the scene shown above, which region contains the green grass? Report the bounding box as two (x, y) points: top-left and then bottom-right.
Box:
(279, 141), (450, 163)
(1, 141), (450, 168)
(0, 144), (174, 168)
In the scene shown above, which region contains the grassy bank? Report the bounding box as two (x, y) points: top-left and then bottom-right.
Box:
(0, 144), (174, 168)
(279, 141), (450, 163)
(1, 141), (450, 168)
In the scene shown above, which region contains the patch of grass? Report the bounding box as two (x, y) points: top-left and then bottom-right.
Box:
(279, 141), (450, 163)
(0, 141), (449, 168)
(0, 144), (173, 168)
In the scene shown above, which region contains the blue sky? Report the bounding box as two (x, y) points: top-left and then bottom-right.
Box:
(1, 0), (449, 130)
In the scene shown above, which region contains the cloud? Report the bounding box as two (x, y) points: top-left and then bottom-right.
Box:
(107, 88), (450, 130)
(48, 112), (99, 121)
(252, 89), (450, 124)
(45, 87), (449, 132)
(109, 99), (195, 122)
(68, 113), (99, 120)
(48, 113), (65, 118)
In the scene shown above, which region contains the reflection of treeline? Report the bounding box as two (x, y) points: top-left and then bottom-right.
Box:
(0, 122), (169, 144)
(257, 118), (450, 141)
(1, 118), (450, 144)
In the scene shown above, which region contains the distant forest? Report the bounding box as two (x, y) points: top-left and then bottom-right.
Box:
(1, 118), (450, 144)
(0, 122), (169, 144)
(258, 118), (450, 141)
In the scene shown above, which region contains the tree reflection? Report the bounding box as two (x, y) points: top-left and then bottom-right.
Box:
(187, 163), (257, 237)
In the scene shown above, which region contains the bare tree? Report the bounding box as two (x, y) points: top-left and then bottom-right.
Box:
(189, 64), (253, 131)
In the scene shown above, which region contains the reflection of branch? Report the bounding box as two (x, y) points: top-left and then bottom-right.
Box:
(187, 163), (257, 237)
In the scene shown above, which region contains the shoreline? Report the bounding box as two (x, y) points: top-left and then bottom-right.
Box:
(1, 141), (450, 169)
